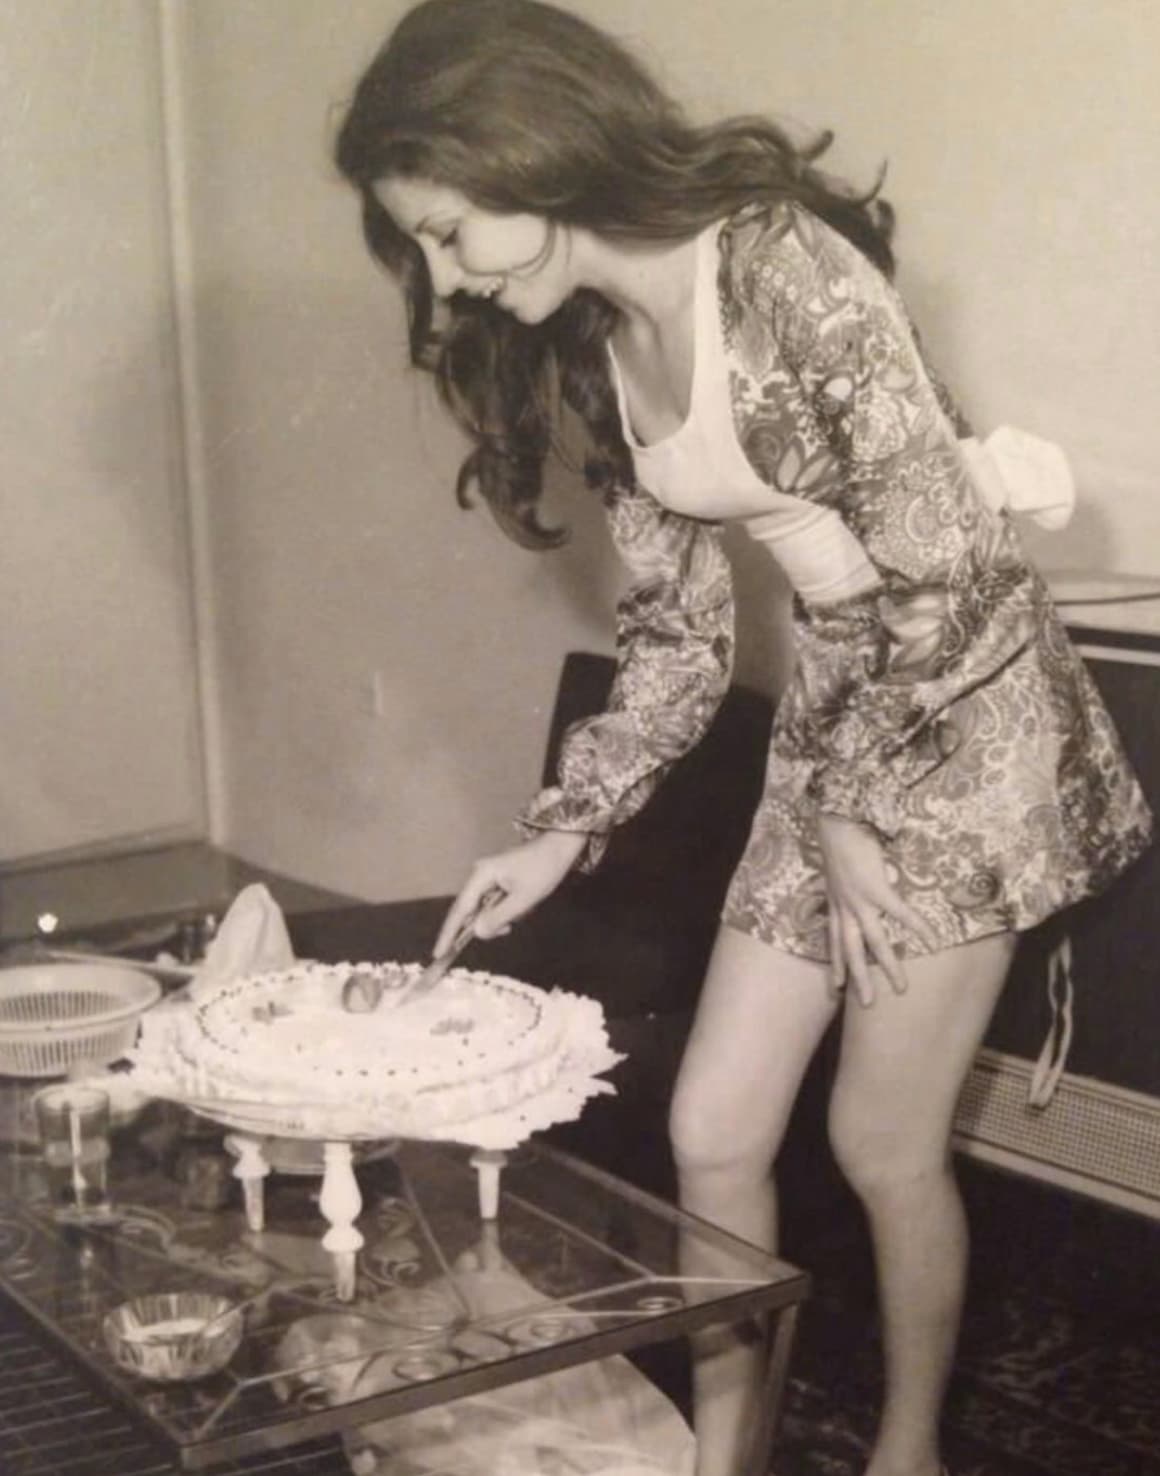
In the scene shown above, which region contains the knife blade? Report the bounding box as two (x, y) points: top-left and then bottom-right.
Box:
(340, 884), (505, 1014)
(399, 884), (507, 1005)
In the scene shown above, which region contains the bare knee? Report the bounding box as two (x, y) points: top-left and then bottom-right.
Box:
(668, 1075), (778, 1183)
(666, 928), (833, 1186)
(668, 1081), (740, 1178)
(827, 1093), (952, 1204)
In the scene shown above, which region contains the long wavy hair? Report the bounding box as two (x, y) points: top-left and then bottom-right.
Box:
(335, 0), (895, 547)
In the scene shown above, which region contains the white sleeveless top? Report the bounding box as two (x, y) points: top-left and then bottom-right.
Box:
(607, 223), (882, 605)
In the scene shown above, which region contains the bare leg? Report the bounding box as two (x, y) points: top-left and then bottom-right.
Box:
(669, 925), (837, 1476)
(828, 932), (1015, 1476)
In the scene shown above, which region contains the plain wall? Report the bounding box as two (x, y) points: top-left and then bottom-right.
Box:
(0, 1), (205, 865)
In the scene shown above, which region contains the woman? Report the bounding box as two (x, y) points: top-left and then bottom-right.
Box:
(334, 4), (1152, 1474)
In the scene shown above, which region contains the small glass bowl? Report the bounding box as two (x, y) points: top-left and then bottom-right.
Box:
(103, 1291), (243, 1381)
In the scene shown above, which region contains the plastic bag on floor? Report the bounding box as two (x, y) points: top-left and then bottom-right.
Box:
(278, 1233), (695, 1476)
(344, 1353), (695, 1476)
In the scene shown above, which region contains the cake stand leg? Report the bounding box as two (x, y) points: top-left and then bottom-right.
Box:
(225, 1134), (270, 1232)
(320, 1141), (364, 1301)
(470, 1149), (508, 1221)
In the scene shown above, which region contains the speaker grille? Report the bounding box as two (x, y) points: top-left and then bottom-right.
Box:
(954, 1047), (1160, 1216)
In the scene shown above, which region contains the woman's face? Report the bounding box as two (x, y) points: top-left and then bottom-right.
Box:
(375, 176), (572, 323)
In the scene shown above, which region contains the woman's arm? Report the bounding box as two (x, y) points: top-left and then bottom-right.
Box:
(433, 484), (734, 953)
(516, 481), (736, 866)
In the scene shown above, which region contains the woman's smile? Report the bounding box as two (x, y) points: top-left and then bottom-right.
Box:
(374, 176), (570, 321)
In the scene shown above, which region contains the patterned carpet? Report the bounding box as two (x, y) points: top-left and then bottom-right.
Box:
(773, 1162), (1160, 1476)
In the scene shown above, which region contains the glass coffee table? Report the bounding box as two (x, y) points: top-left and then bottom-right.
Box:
(0, 1095), (808, 1474)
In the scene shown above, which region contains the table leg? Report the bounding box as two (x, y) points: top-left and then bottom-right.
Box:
(319, 1140), (364, 1301)
(470, 1148), (507, 1220)
(743, 1301), (801, 1476)
(224, 1134), (269, 1232)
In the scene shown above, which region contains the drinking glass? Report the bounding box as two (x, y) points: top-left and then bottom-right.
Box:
(34, 1084), (111, 1218)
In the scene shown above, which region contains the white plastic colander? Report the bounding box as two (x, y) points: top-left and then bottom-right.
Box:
(0, 962), (162, 1077)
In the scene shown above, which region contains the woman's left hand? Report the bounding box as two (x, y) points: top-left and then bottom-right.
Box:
(817, 813), (939, 1006)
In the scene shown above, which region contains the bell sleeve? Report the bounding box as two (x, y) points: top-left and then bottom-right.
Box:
(737, 205), (1045, 839)
(514, 480), (735, 868)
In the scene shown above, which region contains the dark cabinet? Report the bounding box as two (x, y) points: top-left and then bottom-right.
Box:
(987, 638), (1160, 1096)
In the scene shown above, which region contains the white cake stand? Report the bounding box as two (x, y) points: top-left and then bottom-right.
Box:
(213, 1120), (509, 1302)
(126, 1068), (619, 1300)
(120, 988), (622, 1300)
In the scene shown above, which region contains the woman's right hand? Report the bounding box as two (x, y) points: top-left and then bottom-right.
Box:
(433, 829), (589, 956)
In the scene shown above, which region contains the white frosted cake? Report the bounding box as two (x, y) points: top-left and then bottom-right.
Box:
(129, 960), (594, 1138)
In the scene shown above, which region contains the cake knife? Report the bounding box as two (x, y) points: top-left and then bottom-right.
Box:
(341, 885), (506, 1013)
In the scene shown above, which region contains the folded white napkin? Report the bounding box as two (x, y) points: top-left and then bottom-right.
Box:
(960, 425), (1076, 531)
(190, 883), (295, 999)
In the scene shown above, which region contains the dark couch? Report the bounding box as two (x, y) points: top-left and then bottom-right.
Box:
(290, 650), (844, 1216)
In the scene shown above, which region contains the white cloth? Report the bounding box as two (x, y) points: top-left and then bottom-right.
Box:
(960, 426), (1076, 531)
(190, 883), (295, 998)
(610, 221), (1075, 570)
(607, 224), (882, 604)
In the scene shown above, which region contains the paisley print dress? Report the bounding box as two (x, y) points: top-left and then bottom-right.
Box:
(517, 202), (1152, 960)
